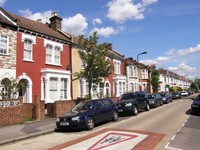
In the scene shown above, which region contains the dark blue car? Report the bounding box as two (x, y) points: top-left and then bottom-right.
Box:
(56, 98), (118, 131)
(191, 94), (200, 115)
(147, 93), (163, 108)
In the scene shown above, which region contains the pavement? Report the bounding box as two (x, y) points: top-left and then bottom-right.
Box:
(0, 117), (57, 146)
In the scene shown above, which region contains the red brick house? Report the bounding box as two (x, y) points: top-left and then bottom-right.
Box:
(104, 44), (126, 98)
(0, 8), (73, 104)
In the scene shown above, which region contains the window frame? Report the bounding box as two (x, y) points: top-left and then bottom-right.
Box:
(0, 34), (9, 55)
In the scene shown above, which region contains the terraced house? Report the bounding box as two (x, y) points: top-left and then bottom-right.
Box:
(0, 7), (72, 104)
(0, 8), (17, 99)
(71, 42), (127, 99)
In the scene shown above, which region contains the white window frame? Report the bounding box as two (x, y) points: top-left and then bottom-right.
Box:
(114, 60), (120, 74)
(60, 78), (67, 99)
(23, 39), (33, 61)
(44, 39), (63, 66)
(0, 34), (9, 55)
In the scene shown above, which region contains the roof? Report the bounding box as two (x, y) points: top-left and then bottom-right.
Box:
(0, 7), (72, 43)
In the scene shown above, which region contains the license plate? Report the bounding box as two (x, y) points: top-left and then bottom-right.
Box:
(60, 122), (69, 126)
(118, 109), (123, 112)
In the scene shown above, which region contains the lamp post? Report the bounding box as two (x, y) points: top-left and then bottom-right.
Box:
(137, 52), (147, 91)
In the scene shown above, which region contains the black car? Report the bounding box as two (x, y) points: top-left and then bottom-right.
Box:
(172, 92), (182, 99)
(160, 92), (172, 103)
(56, 98), (118, 131)
(147, 93), (163, 108)
(116, 91), (150, 116)
(191, 94), (200, 115)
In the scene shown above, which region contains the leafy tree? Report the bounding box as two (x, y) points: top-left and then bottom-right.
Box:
(190, 82), (198, 90)
(75, 32), (113, 99)
(0, 79), (24, 99)
(171, 86), (182, 92)
(151, 69), (160, 93)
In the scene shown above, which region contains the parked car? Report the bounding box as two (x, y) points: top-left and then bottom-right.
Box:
(191, 94), (200, 115)
(116, 91), (150, 116)
(160, 92), (172, 104)
(172, 92), (182, 99)
(55, 98), (118, 131)
(181, 91), (189, 97)
(147, 93), (163, 108)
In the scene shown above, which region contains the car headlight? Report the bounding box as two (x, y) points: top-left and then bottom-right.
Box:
(162, 98), (166, 100)
(72, 116), (80, 121)
(125, 103), (132, 107)
(56, 118), (60, 122)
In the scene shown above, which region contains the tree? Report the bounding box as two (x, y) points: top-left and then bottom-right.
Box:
(190, 82), (198, 90)
(0, 79), (24, 99)
(75, 32), (113, 100)
(151, 69), (160, 93)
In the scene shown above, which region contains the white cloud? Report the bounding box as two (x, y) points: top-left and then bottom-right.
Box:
(92, 18), (102, 25)
(19, 9), (52, 23)
(106, 0), (157, 23)
(140, 59), (157, 65)
(106, 0), (144, 23)
(62, 13), (88, 36)
(0, 0), (6, 6)
(142, 0), (158, 6)
(177, 44), (200, 55)
(91, 27), (116, 38)
(168, 62), (196, 75)
(19, 9), (88, 36)
(165, 48), (176, 56)
(156, 56), (170, 61)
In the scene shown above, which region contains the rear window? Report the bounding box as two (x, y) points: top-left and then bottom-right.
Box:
(120, 93), (136, 100)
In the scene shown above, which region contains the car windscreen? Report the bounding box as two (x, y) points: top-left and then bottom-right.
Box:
(72, 101), (92, 111)
(120, 93), (136, 100)
(148, 95), (154, 99)
(195, 95), (200, 101)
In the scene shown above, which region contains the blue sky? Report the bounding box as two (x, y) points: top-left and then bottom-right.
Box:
(1, 0), (200, 80)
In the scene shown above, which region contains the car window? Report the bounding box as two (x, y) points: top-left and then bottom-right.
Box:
(120, 93), (136, 100)
(94, 100), (104, 109)
(103, 99), (112, 107)
(195, 95), (200, 101)
(72, 101), (92, 111)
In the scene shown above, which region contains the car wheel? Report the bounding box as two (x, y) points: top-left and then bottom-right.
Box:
(85, 117), (94, 130)
(154, 102), (158, 108)
(145, 103), (150, 111)
(131, 105), (138, 116)
(112, 110), (118, 121)
(160, 101), (163, 106)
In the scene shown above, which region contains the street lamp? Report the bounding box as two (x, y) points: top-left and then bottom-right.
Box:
(137, 51), (147, 63)
(137, 51), (147, 91)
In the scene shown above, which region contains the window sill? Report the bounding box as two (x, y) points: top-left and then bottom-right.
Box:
(45, 62), (62, 67)
(23, 59), (34, 63)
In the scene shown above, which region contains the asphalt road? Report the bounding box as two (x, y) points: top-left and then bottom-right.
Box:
(0, 96), (197, 150)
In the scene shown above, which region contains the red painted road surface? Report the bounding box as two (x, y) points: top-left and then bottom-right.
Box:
(48, 128), (165, 150)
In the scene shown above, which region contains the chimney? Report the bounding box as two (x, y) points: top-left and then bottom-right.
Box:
(49, 12), (62, 31)
(108, 43), (113, 50)
(37, 19), (42, 23)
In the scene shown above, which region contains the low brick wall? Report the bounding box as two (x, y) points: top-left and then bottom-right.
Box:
(0, 96), (45, 127)
(0, 98), (23, 126)
(54, 100), (76, 117)
(22, 103), (35, 120)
